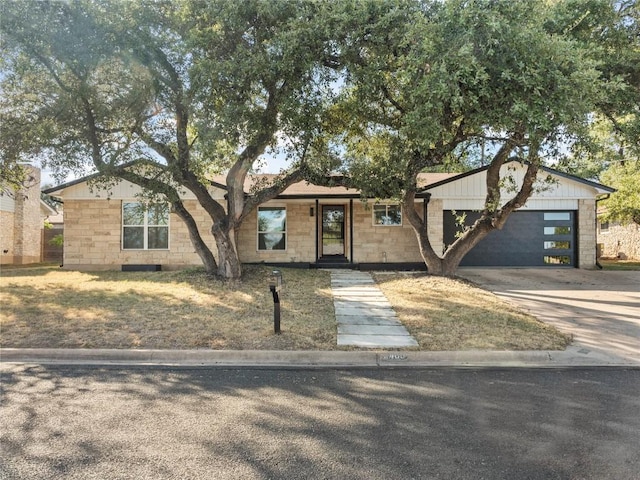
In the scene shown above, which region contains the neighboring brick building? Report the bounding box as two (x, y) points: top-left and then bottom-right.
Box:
(44, 161), (614, 271)
(1, 166), (45, 265)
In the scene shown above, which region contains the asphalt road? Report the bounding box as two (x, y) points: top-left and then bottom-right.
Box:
(1, 365), (639, 480)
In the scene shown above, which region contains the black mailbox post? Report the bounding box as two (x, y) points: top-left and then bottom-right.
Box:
(269, 270), (283, 334)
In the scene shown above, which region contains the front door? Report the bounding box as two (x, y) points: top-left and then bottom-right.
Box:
(322, 206), (345, 256)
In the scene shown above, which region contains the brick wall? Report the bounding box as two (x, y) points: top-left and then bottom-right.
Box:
(62, 199), (217, 270)
(578, 199), (597, 268)
(11, 166), (42, 264)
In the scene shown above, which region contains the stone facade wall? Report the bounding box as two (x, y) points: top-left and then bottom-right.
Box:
(351, 202), (423, 263)
(578, 199), (597, 268)
(598, 221), (640, 260)
(426, 199), (444, 256)
(0, 210), (16, 264)
(62, 199), (217, 270)
(237, 200), (426, 264)
(237, 202), (316, 263)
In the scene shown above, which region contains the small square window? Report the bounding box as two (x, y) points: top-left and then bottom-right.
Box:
(599, 221), (609, 233)
(373, 204), (402, 226)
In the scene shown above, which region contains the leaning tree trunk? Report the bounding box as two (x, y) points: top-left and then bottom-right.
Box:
(171, 201), (218, 275)
(212, 220), (242, 279)
(402, 192), (449, 275)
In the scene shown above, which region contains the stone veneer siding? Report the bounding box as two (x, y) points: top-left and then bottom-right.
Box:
(237, 200), (426, 264)
(598, 222), (640, 260)
(578, 198), (597, 268)
(426, 199), (444, 256)
(62, 199), (217, 270)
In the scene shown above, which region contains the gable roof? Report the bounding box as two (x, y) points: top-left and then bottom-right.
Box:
(44, 167), (458, 200)
(209, 172), (457, 199)
(420, 160), (615, 194)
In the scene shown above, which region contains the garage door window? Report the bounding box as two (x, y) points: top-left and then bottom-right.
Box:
(544, 226), (571, 235)
(544, 241), (570, 250)
(544, 255), (571, 264)
(544, 212), (571, 221)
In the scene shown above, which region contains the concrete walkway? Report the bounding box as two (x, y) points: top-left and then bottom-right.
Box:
(330, 270), (418, 348)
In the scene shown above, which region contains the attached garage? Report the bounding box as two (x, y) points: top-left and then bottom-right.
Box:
(443, 210), (576, 267)
(423, 161), (615, 269)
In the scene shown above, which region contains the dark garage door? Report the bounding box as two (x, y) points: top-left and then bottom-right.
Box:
(443, 210), (576, 267)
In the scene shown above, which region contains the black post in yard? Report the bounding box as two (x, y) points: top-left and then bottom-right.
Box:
(270, 284), (281, 334)
(269, 270), (283, 334)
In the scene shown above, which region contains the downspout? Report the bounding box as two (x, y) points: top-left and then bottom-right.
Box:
(423, 193), (431, 232)
(349, 199), (354, 265)
(594, 194), (610, 270)
(315, 199), (319, 263)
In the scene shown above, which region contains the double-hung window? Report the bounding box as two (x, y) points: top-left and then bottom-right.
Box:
(122, 202), (169, 250)
(258, 206), (286, 250)
(373, 204), (402, 226)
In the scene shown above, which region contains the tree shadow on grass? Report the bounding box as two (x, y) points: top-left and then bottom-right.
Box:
(0, 265), (336, 350)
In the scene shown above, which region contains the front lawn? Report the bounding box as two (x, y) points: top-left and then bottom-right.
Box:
(0, 266), (571, 351)
(599, 259), (640, 270)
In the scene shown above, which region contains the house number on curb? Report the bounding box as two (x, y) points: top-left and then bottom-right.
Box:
(383, 354), (408, 361)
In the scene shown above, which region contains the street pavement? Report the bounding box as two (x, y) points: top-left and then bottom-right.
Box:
(1, 365), (638, 480)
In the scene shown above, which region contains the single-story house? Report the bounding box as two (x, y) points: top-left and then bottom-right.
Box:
(43, 161), (614, 271)
(1, 166), (54, 265)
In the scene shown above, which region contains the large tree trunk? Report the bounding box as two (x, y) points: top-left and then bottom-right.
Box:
(171, 201), (218, 275)
(212, 220), (242, 279)
(403, 158), (539, 277)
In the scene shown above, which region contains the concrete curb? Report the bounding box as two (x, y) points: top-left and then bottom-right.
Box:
(2, 347), (639, 368)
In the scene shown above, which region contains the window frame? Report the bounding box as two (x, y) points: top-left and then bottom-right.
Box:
(372, 204), (402, 227)
(257, 205), (287, 251)
(122, 201), (170, 251)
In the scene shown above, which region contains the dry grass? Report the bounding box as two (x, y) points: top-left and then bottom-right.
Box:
(0, 265), (336, 350)
(1, 266), (571, 351)
(373, 272), (571, 351)
(599, 259), (640, 270)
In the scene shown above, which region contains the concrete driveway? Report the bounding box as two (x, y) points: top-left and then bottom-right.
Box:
(457, 268), (640, 364)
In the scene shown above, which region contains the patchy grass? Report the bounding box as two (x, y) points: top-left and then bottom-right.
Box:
(1, 266), (571, 351)
(373, 272), (571, 351)
(0, 265), (335, 350)
(599, 259), (640, 271)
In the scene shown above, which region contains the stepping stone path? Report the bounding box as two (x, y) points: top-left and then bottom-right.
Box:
(330, 270), (418, 348)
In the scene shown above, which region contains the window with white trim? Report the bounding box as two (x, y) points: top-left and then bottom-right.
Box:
(258, 206), (286, 250)
(373, 204), (402, 226)
(122, 202), (169, 250)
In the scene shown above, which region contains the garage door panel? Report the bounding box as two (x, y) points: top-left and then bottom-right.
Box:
(443, 211), (575, 267)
